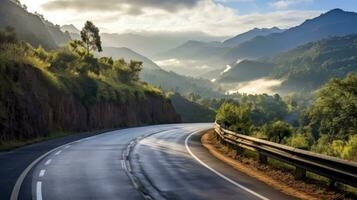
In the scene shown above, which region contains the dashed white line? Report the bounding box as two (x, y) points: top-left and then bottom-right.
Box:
(39, 170), (46, 177)
(185, 131), (270, 200)
(54, 150), (62, 156)
(36, 181), (43, 200)
(121, 160), (126, 170)
(64, 145), (71, 149)
(44, 159), (52, 166)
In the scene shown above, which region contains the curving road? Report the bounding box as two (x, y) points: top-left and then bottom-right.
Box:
(10, 124), (294, 200)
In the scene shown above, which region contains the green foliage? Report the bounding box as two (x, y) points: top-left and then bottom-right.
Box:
(217, 74), (356, 161)
(229, 93), (288, 125)
(0, 26), (17, 44)
(262, 121), (293, 144)
(288, 133), (310, 149)
(305, 74), (357, 141)
(80, 21), (102, 53)
(272, 35), (357, 92)
(216, 102), (252, 134)
(341, 135), (357, 161)
(0, 35), (160, 105)
(312, 135), (357, 161)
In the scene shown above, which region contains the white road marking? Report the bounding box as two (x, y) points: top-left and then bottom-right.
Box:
(45, 159), (52, 166)
(39, 170), (46, 177)
(121, 160), (126, 170)
(64, 145), (71, 149)
(54, 150), (62, 156)
(185, 131), (270, 200)
(11, 131), (118, 200)
(36, 181), (43, 200)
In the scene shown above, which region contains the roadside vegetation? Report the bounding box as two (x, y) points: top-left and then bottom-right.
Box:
(216, 74), (357, 161)
(0, 23), (169, 149)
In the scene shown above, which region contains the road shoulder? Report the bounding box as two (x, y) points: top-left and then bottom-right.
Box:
(201, 129), (348, 200)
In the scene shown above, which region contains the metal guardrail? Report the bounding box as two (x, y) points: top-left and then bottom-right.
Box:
(214, 122), (357, 187)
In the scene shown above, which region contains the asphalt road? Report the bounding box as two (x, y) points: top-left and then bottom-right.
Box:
(2, 124), (295, 200)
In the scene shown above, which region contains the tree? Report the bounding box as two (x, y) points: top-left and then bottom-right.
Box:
(306, 74), (357, 141)
(0, 26), (17, 44)
(80, 21), (102, 53)
(128, 61), (143, 82)
(216, 102), (252, 134)
(264, 121), (292, 143)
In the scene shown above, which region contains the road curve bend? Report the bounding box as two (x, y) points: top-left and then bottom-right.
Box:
(9, 123), (294, 200)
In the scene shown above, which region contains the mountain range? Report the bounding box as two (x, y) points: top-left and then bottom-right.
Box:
(0, 0), (70, 49)
(156, 9), (357, 79)
(61, 25), (225, 57)
(217, 34), (357, 94)
(222, 27), (285, 47)
(222, 9), (357, 62)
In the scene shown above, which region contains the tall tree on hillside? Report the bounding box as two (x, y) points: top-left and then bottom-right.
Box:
(80, 21), (102, 53)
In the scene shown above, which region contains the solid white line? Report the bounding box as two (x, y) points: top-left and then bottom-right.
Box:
(36, 181), (43, 200)
(54, 150), (62, 155)
(39, 170), (46, 177)
(44, 159), (52, 166)
(185, 131), (270, 200)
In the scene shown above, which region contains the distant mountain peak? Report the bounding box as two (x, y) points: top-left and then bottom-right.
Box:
(222, 27), (285, 47)
(324, 8), (357, 16)
(61, 24), (80, 34)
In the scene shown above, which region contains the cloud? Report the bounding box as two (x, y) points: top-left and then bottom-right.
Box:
(42, 0), (202, 14)
(23, 0), (321, 37)
(270, 0), (314, 10)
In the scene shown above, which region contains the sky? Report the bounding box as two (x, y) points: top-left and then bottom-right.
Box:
(20, 0), (357, 36)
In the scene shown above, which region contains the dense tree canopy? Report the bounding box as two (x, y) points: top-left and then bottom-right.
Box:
(306, 73), (357, 141)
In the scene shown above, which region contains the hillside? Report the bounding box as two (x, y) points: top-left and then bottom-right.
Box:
(98, 46), (223, 98)
(0, 30), (181, 143)
(0, 0), (70, 49)
(217, 60), (275, 83)
(169, 93), (215, 123)
(156, 40), (229, 61)
(222, 27), (284, 47)
(141, 68), (222, 98)
(100, 47), (160, 70)
(272, 34), (357, 93)
(223, 9), (357, 62)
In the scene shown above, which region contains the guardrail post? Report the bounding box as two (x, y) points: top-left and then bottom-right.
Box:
(258, 152), (268, 164)
(294, 167), (306, 180)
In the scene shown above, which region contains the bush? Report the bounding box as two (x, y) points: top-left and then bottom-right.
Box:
(288, 133), (309, 149)
(263, 120), (293, 144)
(216, 102), (252, 134)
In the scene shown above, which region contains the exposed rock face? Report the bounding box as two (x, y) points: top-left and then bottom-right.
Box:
(0, 64), (181, 142)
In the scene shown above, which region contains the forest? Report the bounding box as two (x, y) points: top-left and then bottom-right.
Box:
(216, 74), (357, 161)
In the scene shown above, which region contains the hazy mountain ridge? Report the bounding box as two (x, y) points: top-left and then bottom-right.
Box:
(155, 27), (285, 66)
(217, 60), (275, 83)
(272, 34), (357, 93)
(222, 9), (357, 62)
(0, 0), (70, 49)
(169, 93), (216, 123)
(222, 27), (285, 47)
(218, 34), (357, 94)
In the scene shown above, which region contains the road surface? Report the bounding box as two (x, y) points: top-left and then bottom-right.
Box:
(2, 124), (295, 200)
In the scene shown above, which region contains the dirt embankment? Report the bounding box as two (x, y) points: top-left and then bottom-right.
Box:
(0, 64), (181, 142)
(201, 129), (354, 200)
